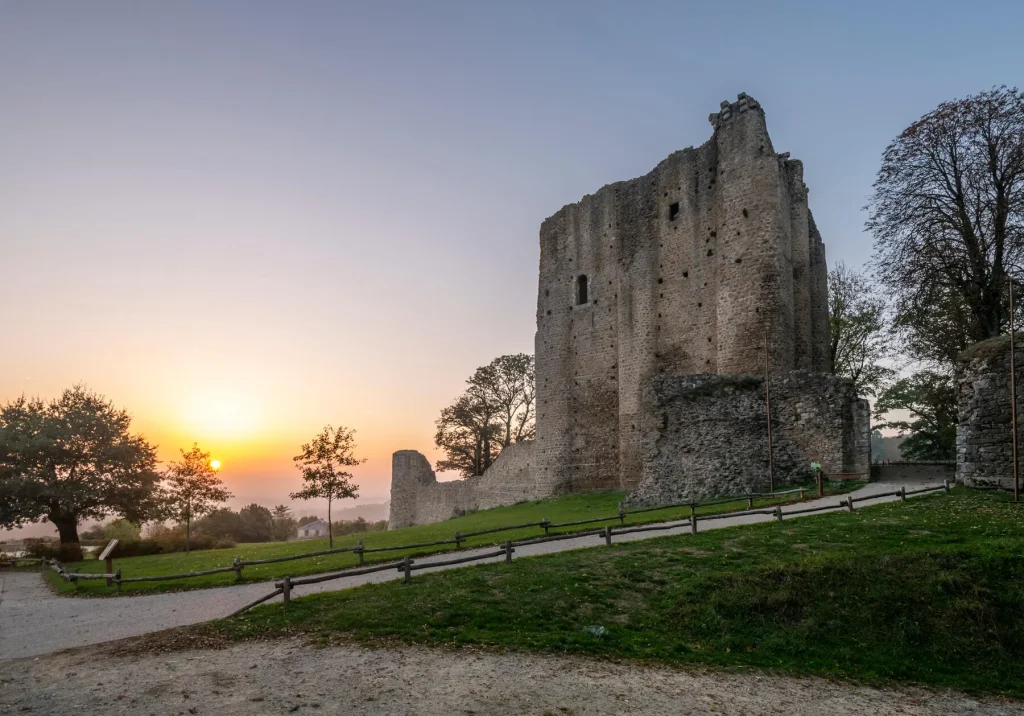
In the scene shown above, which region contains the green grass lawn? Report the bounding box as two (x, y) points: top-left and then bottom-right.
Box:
(50, 483), (856, 596)
(198, 488), (1024, 697)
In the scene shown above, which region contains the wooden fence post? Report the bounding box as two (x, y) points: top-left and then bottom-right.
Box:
(799, 486), (805, 501)
(618, 502), (625, 525)
(747, 495), (754, 510)
(282, 576), (291, 605)
(233, 557), (243, 582)
(454, 531), (462, 549)
(846, 497), (855, 513)
(900, 485), (907, 503)
(689, 505), (697, 534)
(944, 479), (951, 493)
(774, 506), (783, 522)
(403, 555), (412, 583)
(542, 519), (550, 537)
(504, 540), (513, 564)
(357, 540), (364, 565)
(604, 526), (612, 546)
(114, 568), (122, 594)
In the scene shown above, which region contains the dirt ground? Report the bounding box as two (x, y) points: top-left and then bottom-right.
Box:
(1, 637), (1020, 716)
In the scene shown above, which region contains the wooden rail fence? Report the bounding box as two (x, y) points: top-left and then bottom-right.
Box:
(219, 481), (951, 617)
(44, 481), (950, 596)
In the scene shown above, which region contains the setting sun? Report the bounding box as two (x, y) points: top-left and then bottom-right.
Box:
(210, 459), (222, 470)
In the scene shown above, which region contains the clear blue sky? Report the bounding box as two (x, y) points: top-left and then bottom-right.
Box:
(2, 0), (1022, 515)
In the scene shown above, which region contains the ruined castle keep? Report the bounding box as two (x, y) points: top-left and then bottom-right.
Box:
(390, 94), (869, 529)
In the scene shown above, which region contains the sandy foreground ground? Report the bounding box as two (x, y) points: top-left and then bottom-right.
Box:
(0, 637), (1020, 716)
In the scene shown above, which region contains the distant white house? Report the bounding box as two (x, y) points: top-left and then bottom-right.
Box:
(297, 519), (328, 539)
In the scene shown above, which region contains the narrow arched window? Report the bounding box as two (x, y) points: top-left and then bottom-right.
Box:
(576, 275), (589, 305)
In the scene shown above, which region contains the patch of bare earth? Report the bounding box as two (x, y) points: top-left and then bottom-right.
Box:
(1, 638), (1021, 716)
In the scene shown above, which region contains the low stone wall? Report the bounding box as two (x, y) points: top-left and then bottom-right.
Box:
(628, 371), (869, 504)
(957, 335), (1023, 488)
(388, 442), (542, 529)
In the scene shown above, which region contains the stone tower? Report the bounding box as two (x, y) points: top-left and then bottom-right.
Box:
(389, 93), (867, 529)
(533, 93), (831, 493)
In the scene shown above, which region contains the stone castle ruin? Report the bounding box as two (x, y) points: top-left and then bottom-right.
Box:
(957, 335), (1023, 489)
(390, 93), (870, 529)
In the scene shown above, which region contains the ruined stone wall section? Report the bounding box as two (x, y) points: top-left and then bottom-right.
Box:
(387, 442), (540, 529)
(956, 336), (1023, 488)
(629, 371), (868, 505)
(808, 212), (831, 372)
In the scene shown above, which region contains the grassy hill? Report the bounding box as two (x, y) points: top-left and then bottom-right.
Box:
(198, 488), (1024, 697)
(49, 484), (854, 595)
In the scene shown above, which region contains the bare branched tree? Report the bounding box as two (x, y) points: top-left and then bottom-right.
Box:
(867, 86), (1024, 367)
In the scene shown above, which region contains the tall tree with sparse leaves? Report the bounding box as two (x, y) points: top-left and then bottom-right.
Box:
(435, 354), (536, 477)
(164, 443), (231, 553)
(868, 86), (1024, 364)
(828, 262), (894, 396)
(290, 425), (363, 548)
(0, 386), (163, 548)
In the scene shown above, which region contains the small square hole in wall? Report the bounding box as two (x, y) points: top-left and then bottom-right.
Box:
(668, 202), (680, 221)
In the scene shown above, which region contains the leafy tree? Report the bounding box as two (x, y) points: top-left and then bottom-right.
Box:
(435, 393), (501, 476)
(80, 523), (107, 541)
(238, 503), (274, 543)
(0, 386), (162, 546)
(873, 372), (958, 461)
(104, 518), (141, 543)
(194, 508), (241, 541)
(163, 443), (231, 553)
(289, 426), (363, 548)
(435, 354), (536, 477)
(828, 263), (895, 396)
(868, 86), (1024, 364)
(271, 504), (296, 542)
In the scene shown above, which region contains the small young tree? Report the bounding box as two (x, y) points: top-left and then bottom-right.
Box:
(271, 504), (296, 542)
(290, 426), (363, 548)
(163, 444), (231, 553)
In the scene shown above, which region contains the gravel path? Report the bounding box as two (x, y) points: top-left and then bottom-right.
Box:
(0, 480), (941, 662)
(2, 637), (1019, 715)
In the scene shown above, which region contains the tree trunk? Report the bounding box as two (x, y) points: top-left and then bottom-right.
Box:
(186, 515), (191, 554)
(328, 498), (333, 548)
(52, 514), (80, 545)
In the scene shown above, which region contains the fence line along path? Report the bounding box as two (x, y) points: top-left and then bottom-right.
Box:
(46, 484), (824, 591)
(1, 478), (947, 661)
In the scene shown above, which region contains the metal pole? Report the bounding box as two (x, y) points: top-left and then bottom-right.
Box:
(1011, 278), (1019, 503)
(765, 327), (775, 494)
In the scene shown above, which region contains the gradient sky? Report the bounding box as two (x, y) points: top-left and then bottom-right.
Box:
(3, 1), (1023, 535)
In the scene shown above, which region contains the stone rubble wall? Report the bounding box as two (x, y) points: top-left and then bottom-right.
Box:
(957, 335), (1024, 488)
(387, 442), (541, 529)
(628, 371), (869, 505)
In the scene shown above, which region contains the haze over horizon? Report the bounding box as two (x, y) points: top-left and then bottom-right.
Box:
(4, 0), (1022, 538)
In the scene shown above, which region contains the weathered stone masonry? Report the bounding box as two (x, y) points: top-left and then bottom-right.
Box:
(957, 335), (1024, 489)
(390, 93), (869, 529)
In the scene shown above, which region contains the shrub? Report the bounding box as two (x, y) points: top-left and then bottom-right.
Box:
(213, 538), (237, 550)
(24, 539), (83, 563)
(109, 540), (163, 558)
